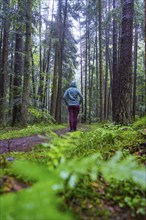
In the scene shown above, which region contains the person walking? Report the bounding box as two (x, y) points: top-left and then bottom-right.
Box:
(63, 81), (83, 132)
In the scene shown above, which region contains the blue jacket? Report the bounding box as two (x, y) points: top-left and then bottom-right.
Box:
(63, 81), (83, 106)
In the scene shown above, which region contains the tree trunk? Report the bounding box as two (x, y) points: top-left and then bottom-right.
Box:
(116, 0), (134, 124)
(132, 25), (138, 120)
(98, 0), (104, 121)
(104, 0), (109, 120)
(95, 26), (99, 119)
(144, 1), (146, 115)
(0, 0), (10, 125)
(21, 0), (32, 125)
(31, 51), (37, 107)
(79, 19), (84, 116)
(43, 2), (54, 111)
(38, 0), (44, 109)
(84, 22), (88, 122)
(12, 0), (23, 126)
(50, 46), (58, 118)
(112, 0), (118, 122)
(56, 0), (68, 123)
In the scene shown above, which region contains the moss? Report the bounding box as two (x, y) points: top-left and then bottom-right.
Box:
(132, 116), (146, 130)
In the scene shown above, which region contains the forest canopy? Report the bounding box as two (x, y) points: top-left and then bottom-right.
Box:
(0, 0), (145, 126)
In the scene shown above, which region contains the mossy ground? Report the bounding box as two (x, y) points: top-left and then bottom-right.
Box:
(0, 119), (146, 220)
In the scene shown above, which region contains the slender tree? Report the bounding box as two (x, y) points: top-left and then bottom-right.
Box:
(56, 0), (68, 123)
(21, 0), (32, 125)
(37, 0), (44, 109)
(0, 0), (10, 125)
(95, 19), (99, 119)
(104, 0), (110, 120)
(50, 45), (58, 118)
(145, 0), (146, 115)
(79, 19), (84, 116)
(12, 0), (23, 126)
(98, 0), (104, 121)
(132, 25), (138, 120)
(112, 0), (118, 122)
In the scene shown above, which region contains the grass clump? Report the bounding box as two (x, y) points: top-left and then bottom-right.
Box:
(132, 116), (146, 130)
(0, 124), (65, 140)
(70, 124), (145, 159)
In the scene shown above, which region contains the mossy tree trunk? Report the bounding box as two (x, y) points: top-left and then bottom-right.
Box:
(21, 0), (32, 126)
(12, 0), (23, 126)
(0, 0), (10, 126)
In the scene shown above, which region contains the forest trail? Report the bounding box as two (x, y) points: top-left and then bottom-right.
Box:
(0, 127), (84, 154)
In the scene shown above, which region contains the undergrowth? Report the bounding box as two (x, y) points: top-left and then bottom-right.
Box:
(0, 123), (65, 140)
(0, 117), (146, 220)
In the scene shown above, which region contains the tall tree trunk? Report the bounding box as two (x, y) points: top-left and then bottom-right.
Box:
(79, 19), (84, 116)
(38, 0), (44, 109)
(108, 49), (113, 119)
(0, 19), (3, 70)
(116, 0), (134, 124)
(31, 51), (37, 107)
(56, 0), (68, 123)
(132, 25), (138, 120)
(84, 22), (88, 122)
(88, 30), (91, 124)
(145, 0), (146, 116)
(98, 0), (104, 121)
(0, 0), (10, 125)
(104, 0), (109, 120)
(12, 0), (23, 126)
(21, 0), (32, 125)
(43, 2), (54, 111)
(95, 25), (99, 119)
(112, 0), (118, 122)
(50, 46), (58, 118)
(89, 43), (95, 124)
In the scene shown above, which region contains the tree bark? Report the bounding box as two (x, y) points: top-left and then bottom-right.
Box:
(56, 0), (68, 123)
(38, 0), (44, 109)
(112, 0), (118, 122)
(0, 0), (10, 125)
(132, 25), (138, 120)
(98, 0), (104, 121)
(104, 0), (110, 120)
(116, 0), (134, 124)
(79, 19), (84, 116)
(50, 46), (58, 118)
(144, 1), (146, 115)
(21, 0), (32, 125)
(12, 0), (23, 126)
(95, 25), (99, 119)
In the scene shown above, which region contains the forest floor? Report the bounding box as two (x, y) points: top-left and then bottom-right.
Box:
(0, 122), (146, 220)
(0, 127), (69, 154)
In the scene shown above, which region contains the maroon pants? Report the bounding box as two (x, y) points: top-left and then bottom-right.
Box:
(68, 105), (80, 131)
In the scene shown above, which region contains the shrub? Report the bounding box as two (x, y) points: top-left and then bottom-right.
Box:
(132, 116), (146, 130)
(28, 107), (55, 124)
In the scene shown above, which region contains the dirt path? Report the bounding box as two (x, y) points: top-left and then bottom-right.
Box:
(0, 128), (70, 154)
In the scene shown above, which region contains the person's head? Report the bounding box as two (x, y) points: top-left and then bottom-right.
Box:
(70, 81), (77, 88)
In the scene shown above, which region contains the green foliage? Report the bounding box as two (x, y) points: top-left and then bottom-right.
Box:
(70, 124), (145, 159)
(104, 180), (146, 216)
(0, 124), (64, 140)
(1, 148), (146, 219)
(28, 107), (55, 124)
(1, 124), (146, 219)
(132, 116), (146, 130)
(0, 181), (72, 220)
